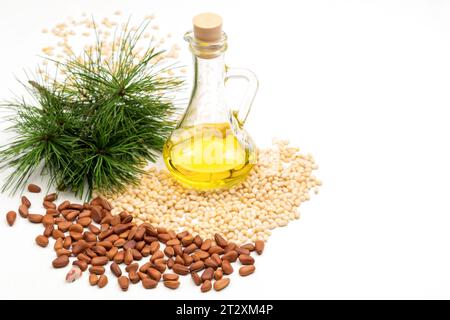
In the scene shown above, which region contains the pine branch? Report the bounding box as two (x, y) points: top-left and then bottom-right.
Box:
(0, 21), (183, 199)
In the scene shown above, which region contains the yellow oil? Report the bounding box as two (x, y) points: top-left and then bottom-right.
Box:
(163, 123), (256, 190)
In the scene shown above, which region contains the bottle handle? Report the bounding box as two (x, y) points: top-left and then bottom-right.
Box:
(225, 67), (259, 126)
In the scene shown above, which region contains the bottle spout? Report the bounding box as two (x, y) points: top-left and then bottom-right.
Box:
(185, 13), (228, 59)
(184, 14), (227, 59)
(183, 31), (194, 45)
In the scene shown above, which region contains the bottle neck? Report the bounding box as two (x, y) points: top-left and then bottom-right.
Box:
(180, 52), (229, 126)
(194, 53), (225, 89)
(179, 31), (230, 126)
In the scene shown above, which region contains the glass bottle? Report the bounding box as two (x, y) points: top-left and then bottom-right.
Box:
(163, 13), (258, 190)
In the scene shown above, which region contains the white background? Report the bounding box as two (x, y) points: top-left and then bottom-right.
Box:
(0, 0), (450, 300)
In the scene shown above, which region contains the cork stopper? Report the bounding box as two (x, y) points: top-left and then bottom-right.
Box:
(193, 13), (223, 42)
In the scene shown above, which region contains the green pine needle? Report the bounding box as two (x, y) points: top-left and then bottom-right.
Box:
(0, 21), (183, 199)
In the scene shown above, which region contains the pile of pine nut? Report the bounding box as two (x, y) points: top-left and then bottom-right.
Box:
(105, 139), (321, 245)
(38, 11), (184, 79)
